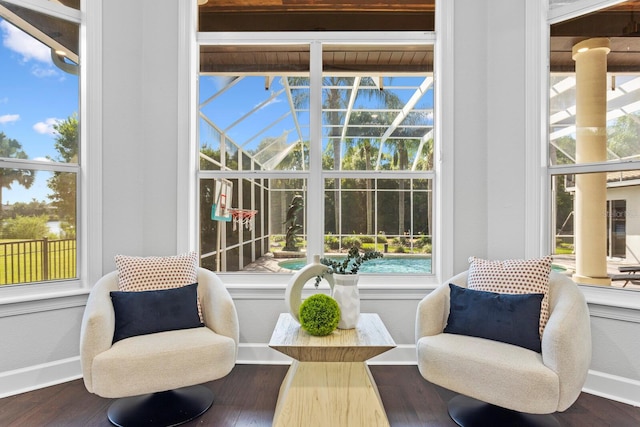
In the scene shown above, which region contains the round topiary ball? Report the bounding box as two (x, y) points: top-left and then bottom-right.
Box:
(299, 294), (341, 336)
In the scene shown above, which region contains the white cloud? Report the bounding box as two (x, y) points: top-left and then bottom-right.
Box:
(1, 21), (58, 78)
(33, 118), (61, 135)
(32, 66), (58, 78)
(33, 156), (52, 162)
(1, 21), (50, 62)
(0, 114), (20, 124)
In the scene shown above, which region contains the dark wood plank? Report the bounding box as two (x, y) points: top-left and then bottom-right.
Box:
(0, 365), (639, 427)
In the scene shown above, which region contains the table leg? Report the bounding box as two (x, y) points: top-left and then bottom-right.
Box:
(273, 361), (390, 427)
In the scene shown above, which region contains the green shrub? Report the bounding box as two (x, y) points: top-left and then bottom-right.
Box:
(376, 233), (388, 244)
(2, 215), (49, 240)
(324, 234), (340, 250)
(299, 294), (341, 336)
(360, 235), (375, 244)
(362, 243), (376, 251)
(415, 235), (432, 248)
(341, 236), (362, 249)
(393, 245), (406, 254)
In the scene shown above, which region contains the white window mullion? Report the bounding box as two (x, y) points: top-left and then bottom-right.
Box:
(306, 41), (324, 260)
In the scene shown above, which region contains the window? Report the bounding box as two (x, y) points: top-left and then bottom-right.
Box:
(548, 0), (640, 292)
(0, 0), (81, 288)
(196, 36), (435, 278)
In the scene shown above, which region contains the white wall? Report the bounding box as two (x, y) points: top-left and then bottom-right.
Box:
(486, 1), (527, 260)
(1, 0), (639, 407)
(451, 0), (489, 271)
(101, 0), (181, 268)
(608, 185), (640, 263)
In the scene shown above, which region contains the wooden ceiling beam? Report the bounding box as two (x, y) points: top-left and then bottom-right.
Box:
(199, 0), (435, 13)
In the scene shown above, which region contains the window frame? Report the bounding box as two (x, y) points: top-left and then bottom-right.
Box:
(544, 0), (640, 310)
(191, 29), (446, 288)
(0, 0), (102, 303)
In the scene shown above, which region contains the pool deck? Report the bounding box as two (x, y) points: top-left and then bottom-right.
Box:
(552, 254), (640, 290)
(243, 252), (294, 272)
(243, 252), (640, 290)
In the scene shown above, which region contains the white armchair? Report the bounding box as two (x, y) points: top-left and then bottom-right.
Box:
(80, 267), (239, 426)
(416, 270), (591, 426)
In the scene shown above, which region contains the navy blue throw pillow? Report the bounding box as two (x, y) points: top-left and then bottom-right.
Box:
(110, 283), (203, 343)
(444, 283), (543, 352)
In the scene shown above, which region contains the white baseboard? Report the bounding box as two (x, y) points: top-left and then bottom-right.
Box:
(583, 369), (640, 407)
(2, 350), (639, 410)
(0, 356), (82, 399)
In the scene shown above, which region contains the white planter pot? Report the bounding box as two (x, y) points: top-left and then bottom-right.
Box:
(332, 274), (360, 329)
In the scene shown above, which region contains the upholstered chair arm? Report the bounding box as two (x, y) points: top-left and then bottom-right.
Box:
(198, 268), (240, 348)
(540, 275), (592, 411)
(415, 271), (469, 340)
(79, 271), (118, 393)
(415, 284), (449, 340)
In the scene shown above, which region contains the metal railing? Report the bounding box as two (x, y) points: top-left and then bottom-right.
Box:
(0, 238), (77, 285)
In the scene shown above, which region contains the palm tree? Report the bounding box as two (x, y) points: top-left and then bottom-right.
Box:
(0, 132), (35, 216)
(342, 110), (380, 234)
(289, 76), (402, 236)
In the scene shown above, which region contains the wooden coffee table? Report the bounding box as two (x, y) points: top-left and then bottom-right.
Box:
(268, 312), (396, 427)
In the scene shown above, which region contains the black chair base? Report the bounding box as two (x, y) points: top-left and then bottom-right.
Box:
(107, 384), (214, 427)
(448, 394), (561, 427)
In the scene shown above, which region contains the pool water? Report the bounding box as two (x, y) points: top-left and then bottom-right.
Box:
(278, 257), (568, 275)
(278, 257), (431, 274)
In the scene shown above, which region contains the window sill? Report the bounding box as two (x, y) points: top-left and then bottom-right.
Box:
(221, 272), (439, 301)
(581, 284), (640, 322)
(0, 281), (89, 318)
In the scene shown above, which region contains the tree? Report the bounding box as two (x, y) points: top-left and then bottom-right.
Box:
(549, 136), (576, 238)
(0, 132), (35, 216)
(47, 114), (78, 235)
(2, 215), (49, 240)
(290, 76), (402, 236)
(608, 113), (640, 160)
(341, 110), (380, 234)
(7, 199), (50, 219)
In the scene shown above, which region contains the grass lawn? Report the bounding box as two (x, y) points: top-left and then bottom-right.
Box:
(0, 239), (77, 285)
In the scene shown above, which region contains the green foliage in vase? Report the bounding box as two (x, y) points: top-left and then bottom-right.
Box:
(299, 294), (340, 336)
(314, 246), (383, 287)
(321, 246), (383, 275)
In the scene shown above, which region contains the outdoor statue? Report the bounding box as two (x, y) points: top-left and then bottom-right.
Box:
(283, 194), (303, 251)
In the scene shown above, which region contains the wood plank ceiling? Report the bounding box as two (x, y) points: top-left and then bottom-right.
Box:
(551, 1), (640, 72)
(198, 0), (640, 74)
(198, 0), (434, 74)
(3, 0), (640, 74)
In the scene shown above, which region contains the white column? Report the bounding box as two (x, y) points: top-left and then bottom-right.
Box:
(571, 38), (611, 286)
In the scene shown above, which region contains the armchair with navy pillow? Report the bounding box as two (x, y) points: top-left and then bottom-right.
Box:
(80, 253), (239, 427)
(416, 257), (591, 427)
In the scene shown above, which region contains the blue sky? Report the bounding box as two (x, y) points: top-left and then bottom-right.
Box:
(199, 75), (434, 157)
(0, 17), (78, 205)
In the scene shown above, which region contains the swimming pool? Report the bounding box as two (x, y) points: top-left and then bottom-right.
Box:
(278, 257), (431, 274)
(278, 257), (568, 275)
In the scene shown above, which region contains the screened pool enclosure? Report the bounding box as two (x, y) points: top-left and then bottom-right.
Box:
(197, 42), (434, 274)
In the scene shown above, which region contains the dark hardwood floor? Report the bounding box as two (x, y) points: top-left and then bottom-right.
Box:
(1, 364), (639, 426)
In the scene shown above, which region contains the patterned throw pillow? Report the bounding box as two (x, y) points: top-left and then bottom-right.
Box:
(467, 256), (552, 338)
(115, 252), (202, 321)
(115, 252), (198, 292)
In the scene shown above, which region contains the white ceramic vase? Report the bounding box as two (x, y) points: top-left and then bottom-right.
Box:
(284, 255), (334, 323)
(332, 273), (360, 329)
